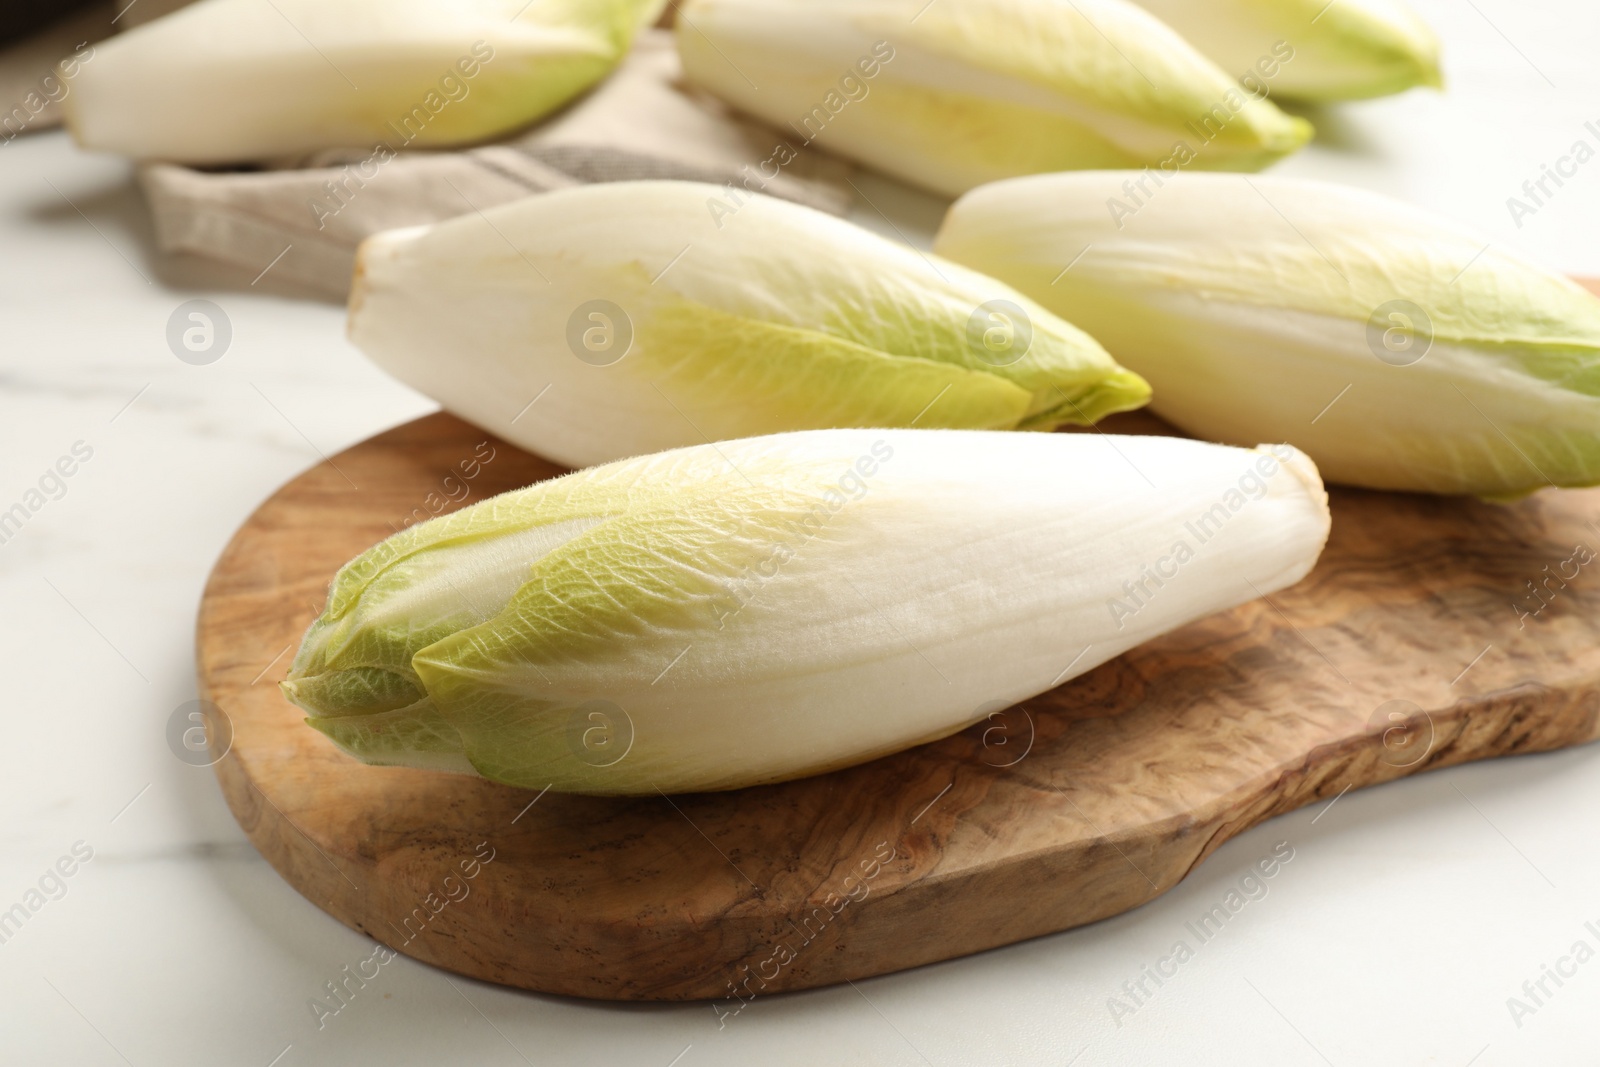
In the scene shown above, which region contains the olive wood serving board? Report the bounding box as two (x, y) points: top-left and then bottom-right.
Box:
(197, 408), (1600, 1001)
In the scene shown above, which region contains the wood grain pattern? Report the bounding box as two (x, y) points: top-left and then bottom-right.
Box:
(196, 400), (1600, 1000)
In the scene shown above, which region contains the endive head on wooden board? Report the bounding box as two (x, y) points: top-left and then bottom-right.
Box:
(935, 171), (1600, 499)
(346, 180), (1151, 469)
(64, 0), (665, 164)
(282, 429), (1332, 795)
(1128, 0), (1441, 102)
(673, 0), (1313, 198)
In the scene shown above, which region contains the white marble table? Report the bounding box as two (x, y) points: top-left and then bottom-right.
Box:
(3, 1), (1599, 1063)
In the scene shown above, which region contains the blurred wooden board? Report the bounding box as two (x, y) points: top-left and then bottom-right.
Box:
(195, 401), (1600, 1001)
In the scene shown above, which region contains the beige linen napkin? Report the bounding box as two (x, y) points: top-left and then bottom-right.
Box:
(137, 30), (855, 297)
